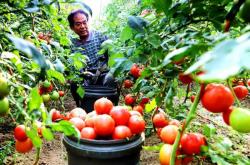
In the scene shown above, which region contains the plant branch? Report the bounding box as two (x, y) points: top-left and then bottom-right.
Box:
(33, 147), (41, 165)
(183, 83), (190, 104)
(227, 80), (241, 107)
(170, 85), (203, 165)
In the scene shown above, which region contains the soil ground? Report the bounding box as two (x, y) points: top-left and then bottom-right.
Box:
(1, 94), (250, 165)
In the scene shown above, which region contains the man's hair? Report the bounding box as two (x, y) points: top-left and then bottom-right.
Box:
(68, 9), (89, 27)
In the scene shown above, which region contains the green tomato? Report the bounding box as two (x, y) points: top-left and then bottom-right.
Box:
(0, 77), (9, 98)
(42, 94), (50, 103)
(0, 97), (10, 116)
(229, 107), (250, 133)
(43, 80), (51, 88)
(50, 91), (59, 101)
(239, 0), (250, 22)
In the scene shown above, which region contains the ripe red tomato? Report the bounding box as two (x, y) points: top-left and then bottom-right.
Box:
(80, 127), (96, 140)
(128, 115), (145, 134)
(247, 79), (250, 86)
(50, 109), (62, 122)
(229, 107), (250, 133)
(124, 79), (133, 88)
(168, 119), (181, 127)
(201, 84), (234, 113)
(190, 95), (195, 103)
(233, 85), (248, 100)
(69, 117), (85, 131)
(159, 144), (182, 165)
(58, 90), (65, 97)
(125, 94), (136, 105)
(112, 125), (132, 140)
(133, 105), (144, 115)
(110, 106), (130, 125)
(85, 116), (95, 127)
(94, 97), (114, 114)
(180, 133), (206, 155)
(160, 125), (178, 144)
(140, 97), (150, 104)
(129, 110), (142, 117)
(222, 107), (233, 125)
(69, 108), (87, 120)
(15, 138), (33, 153)
(94, 114), (115, 137)
(153, 113), (168, 128)
(130, 64), (140, 78)
(178, 73), (193, 84)
(156, 128), (162, 138)
(14, 125), (28, 142)
(62, 112), (71, 121)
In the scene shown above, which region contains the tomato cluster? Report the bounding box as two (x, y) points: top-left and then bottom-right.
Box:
(14, 125), (33, 153)
(39, 80), (65, 103)
(60, 98), (146, 140)
(0, 75), (10, 116)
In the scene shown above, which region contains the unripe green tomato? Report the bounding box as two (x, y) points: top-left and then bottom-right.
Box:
(238, 0), (250, 22)
(0, 97), (10, 116)
(43, 80), (51, 88)
(42, 94), (50, 103)
(229, 107), (250, 133)
(50, 91), (59, 100)
(0, 77), (9, 98)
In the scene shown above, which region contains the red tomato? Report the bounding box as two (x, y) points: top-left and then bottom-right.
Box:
(182, 156), (193, 165)
(153, 113), (168, 128)
(128, 115), (145, 134)
(129, 110), (142, 117)
(160, 125), (179, 144)
(69, 108), (87, 120)
(62, 112), (71, 121)
(110, 106), (130, 125)
(159, 144), (182, 165)
(222, 107), (233, 125)
(14, 125), (27, 142)
(94, 114), (115, 137)
(124, 79), (133, 88)
(80, 127), (96, 140)
(94, 97), (114, 114)
(156, 128), (162, 138)
(112, 125), (132, 140)
(233, 85), (248, 100)
(133, 105), (144, 115)
(69, 117), (85, 131)
(85, 116), (96, 127)
(125, 94), (136, 105)
(180, 133), (206, 155)
(201, 84), (234, 113)
(190, 95), (195, 103)
(247, 79), (250, 86)
(50, 109), (62, 122)
(130, 64), (140, 78)
(178, 73), (193, 84)
(140, 97), (150, 104)
(58, 90), (65, 97)
(15, 138), (33, 153)
(168, 119), (181, 127)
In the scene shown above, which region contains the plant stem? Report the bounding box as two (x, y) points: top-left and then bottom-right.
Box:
(170, 85), (202, 165)
(183, 83), (190, 104)
(33, 147), (41, 165)
(227, 80), (241, 107)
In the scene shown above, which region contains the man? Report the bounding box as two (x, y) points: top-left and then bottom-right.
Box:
(68, 9), (116, 106)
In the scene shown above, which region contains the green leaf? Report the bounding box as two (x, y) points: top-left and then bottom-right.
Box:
(145, 99), (157, 113)
(186, 32), (250, 81)
(108, 53), (125, 67)
(28, 87), (42, 112)
(77, 86), (85, 98)
(51, 120), (80, 138)
(26, 128), (42, 148)
(7, 34), (48, 70)
(128, 16), (148, 32)
(120, 26), (133, 42)
(46, 69), (65, 84)
(147, 34), (161, 48)
(153, 0), (172, 16)
(41, 127), (54, 141)
(203, 124), (216, 138)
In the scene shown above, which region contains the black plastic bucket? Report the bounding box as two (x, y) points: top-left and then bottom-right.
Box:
(80, 85), (120, 113)
(63, 135), (144, 165)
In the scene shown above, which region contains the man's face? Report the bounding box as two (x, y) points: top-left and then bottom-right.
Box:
(71, 13), (89, 39)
